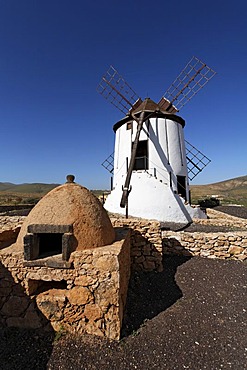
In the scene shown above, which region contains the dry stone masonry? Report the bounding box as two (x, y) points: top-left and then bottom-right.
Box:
(162, 208), (246, 260)
(0, 216), (25, 249)
(111, 209), (247, 266)
(163, 231), (247, 260)
(111, 217), (163, 272)
(0, 180), (131, 340)
(0, 229), (130, 340)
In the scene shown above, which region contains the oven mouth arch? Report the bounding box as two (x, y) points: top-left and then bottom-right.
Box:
(24, 224), (74, 262)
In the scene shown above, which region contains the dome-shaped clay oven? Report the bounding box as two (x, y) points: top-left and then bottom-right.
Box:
(16, 181), (115, 258)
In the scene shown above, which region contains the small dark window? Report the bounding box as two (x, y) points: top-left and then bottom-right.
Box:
(133, 140), (148, 170)
(127, 122), (132, 130)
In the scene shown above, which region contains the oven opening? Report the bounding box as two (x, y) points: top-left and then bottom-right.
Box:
(24, 224), (73, 262)
(38, 233), (63, 258)
(28, 279), (67, 295)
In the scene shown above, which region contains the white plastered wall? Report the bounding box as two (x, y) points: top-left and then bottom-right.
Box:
(105, 116), (194, 223)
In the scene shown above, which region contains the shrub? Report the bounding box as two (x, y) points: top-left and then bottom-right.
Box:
(198, 197), (220, 208)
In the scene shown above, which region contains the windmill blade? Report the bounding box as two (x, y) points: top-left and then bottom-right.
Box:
(101, 152), (114, 173)
(97, 65), (141, 115)
(185, 140), (211, 180)
(159, 56), (216, 112)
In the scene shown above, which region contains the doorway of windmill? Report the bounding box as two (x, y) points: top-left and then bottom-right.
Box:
(133, 140), (148, 170)
(177, 176), (187, 201)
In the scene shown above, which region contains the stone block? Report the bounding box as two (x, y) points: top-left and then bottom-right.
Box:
(6, 311), (42, 329)
(27, 224), (73, 234)
(228, 236), (237, 242)
(84, 304), (103, 322)
(228, 246), (244, 255)
(1, 296), (29, 317)
(67, 286), (93, 305)
(74, 275), (97, 286)
(93, 254), (118, 272)
(237, 255), (247, 260)
(143, 260), (156, 270)
(135, 255), (145, 263)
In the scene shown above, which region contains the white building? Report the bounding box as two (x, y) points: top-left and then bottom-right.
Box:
(104, 98), (206, 225)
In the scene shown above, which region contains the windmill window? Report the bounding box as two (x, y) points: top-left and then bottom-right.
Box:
(133, 140), (149, 170)
(126, 122), (132, 130)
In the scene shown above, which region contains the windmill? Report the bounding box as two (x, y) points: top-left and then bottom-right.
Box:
(97, 56), (216, 224)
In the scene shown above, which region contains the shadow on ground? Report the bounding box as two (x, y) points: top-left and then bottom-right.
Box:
(0, 261), (54, 370)
(0, 327), (54, 370)
(121, 255), (191, 337)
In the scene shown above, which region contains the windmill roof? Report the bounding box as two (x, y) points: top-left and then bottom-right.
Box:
(131, 98), (160, 114)
(113, 98), (185, 132)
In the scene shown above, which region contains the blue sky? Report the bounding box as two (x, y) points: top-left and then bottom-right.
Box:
(0, 0), (246, 189)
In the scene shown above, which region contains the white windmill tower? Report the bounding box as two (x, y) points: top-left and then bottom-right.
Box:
(97, 57), (216, 226)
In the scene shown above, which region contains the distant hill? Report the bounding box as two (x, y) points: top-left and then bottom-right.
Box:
(1, 176), (247, 207)
(0, 182), (108, 206)
(0, 182), (60, 205)
(0, 182), (60, 194)
(0, 182), (17, 192)
(190, 175), (247, 207)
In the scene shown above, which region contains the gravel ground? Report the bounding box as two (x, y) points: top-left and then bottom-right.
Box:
(0, 256), (246, 370)
(214, 205), (247, 219)
(47, 257), (247, 370)
(185, 205), (247, 233)
(0, 207), (246, 370)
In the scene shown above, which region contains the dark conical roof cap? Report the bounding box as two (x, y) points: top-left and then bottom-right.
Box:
(130, 98), (160, 115)
(113, 97), (185, 132)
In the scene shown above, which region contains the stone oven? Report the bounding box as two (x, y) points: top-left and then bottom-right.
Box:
(0, 176), (131, 340)
(15, 175), (115, 266)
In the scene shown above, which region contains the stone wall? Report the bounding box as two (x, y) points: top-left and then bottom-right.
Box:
(195, 208), (247, 228)
(0, 216), (25, 249)
(0, 229), (130, 340)
(162, 231), (247, 260)
(0, 205), (33, 215)
(160, 209), (245, 261)
(111, 211), (247, 264)
(111, 218), (163, 272)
